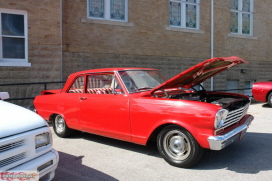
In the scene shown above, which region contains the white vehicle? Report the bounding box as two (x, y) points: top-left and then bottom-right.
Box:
(0, 92), (59, 181)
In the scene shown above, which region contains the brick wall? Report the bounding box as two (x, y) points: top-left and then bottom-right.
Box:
(0, 0), (61, 107)
(211, 0), (272, 92)
(1, 0), (272, 107)
(62, 0), (210, 58)
(62, 0), (211, 79)
(62, 52), (204, 79)
(62, 0), (272, 92)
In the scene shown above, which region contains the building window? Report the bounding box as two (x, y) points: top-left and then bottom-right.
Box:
(88, 0), (128, 22)
(169, 0), (200, 29)
(226, 80), (239, 93)
(0, 8), (30, 67)
(244, 80), (253, 96)
(230, 0), (254, 36)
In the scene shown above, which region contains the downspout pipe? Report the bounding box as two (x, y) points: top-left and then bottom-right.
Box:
(60, 0), (63, 82)
(210, 0), (214, 91)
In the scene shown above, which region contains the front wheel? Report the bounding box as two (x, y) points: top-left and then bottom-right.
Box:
(157, 125), (203, 168)
(268, 92), (272, 107)
(53, 115), (74, 138)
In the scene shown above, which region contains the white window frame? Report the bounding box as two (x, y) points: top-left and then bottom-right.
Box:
(169, 0), (200, 30)
(230, 0), (254, 36)
(87, 0), (128, 22)
(0, 8), (30, 67)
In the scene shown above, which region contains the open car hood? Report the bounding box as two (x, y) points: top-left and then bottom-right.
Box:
(149, 56), (248, 93)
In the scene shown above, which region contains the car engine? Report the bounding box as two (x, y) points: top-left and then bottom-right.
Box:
(169, 91), (250, 111)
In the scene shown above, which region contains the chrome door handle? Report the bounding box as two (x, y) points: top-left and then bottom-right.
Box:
(80, 97), (87, 100)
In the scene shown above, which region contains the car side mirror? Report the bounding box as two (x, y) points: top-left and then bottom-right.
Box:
(0, 92), (10, 100)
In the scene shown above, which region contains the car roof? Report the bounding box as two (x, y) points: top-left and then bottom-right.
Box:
(70, 67), (158, 76)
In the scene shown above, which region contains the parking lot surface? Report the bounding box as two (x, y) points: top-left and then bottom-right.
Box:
(52, 102), (272, 181)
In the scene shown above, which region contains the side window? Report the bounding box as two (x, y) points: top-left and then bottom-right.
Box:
(68, 76), (84, 93)
(86, 73), (124, 94)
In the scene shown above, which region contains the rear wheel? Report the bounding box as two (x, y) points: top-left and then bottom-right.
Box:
(157, 125), (203, 168)
(268, 92), (272, 107)
(53, 115), (74, 137)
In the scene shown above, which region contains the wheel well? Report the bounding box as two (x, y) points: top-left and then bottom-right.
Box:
(49, 114), (58, 123)
(147, 123), (184, 144)
(266, 90), (272, 101)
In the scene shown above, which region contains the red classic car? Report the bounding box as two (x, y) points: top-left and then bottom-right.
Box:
(252, 81), (272, 107)
(34, 56), (254, 168)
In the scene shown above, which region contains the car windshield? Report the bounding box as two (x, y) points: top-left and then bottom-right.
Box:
(118, 70), (166, 93)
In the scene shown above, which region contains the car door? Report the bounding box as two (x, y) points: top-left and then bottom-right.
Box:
(61, 75), (85, 130)
(79, 72), (131, 141)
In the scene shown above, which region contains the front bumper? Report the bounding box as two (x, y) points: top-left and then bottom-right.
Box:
(208, 115), (254, 150)
(6, 149), (59, 181)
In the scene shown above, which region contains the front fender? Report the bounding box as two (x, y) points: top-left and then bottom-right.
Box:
(130, 97), (220, 148)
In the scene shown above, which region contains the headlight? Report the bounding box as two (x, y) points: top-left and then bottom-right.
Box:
(214, 109), (228, 129)
(35, 132), (50, 149)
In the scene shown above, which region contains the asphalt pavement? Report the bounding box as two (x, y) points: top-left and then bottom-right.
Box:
(51, 102), (272, 181)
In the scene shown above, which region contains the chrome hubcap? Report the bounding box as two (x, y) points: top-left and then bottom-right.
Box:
(163, 130), (191, 161)
(169, 136), (186, 153)
(55, 115), (65, 133)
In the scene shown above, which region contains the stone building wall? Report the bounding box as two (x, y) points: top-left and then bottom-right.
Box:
(1, 0), (272, 107)
(62, 0), (211, 79)
(211, 0), (272, 92)
(62, 0), (272, 93)
(0, 0), (61, 107)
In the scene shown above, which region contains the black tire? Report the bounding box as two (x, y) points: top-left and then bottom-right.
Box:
(157, 125), (203, 168)
(53, 115), (74, 138)
(268, 92), (272, 107)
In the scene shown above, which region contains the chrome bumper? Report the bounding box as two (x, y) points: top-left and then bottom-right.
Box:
(208, 115), (254, 150)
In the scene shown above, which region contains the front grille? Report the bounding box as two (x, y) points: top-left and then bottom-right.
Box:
(222, 103), (250, 129)
(0, 140), (25, 153)
(0, 152), (26, 168)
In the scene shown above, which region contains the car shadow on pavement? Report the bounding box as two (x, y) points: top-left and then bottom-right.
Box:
(52, 151), (118, 181)
(52, 128), (272, 173)
(75, 131), (161, 157)
(49, 125), (160, 157)
(194, 132), (272, 173)
(262, 103), (271, 108)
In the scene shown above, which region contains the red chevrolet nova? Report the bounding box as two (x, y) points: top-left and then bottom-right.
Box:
(34, 56), (254, 168)
(252, 81), (272, 107)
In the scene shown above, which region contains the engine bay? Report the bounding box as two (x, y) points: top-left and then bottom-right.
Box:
(167, 90), (250, 111)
